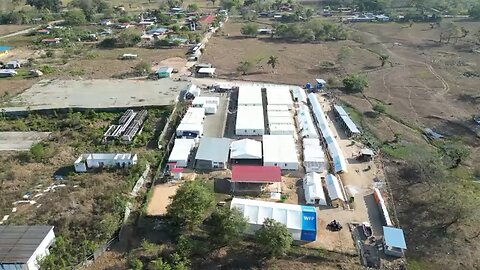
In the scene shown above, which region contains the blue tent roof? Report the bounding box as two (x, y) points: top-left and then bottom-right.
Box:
(383, 226), (407, 249)
(0, 46), (13, 52)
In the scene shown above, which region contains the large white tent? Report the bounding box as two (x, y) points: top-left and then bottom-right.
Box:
(236, 106), (265, 135)
(230, 139), (262, 159)
(238, 85), (262, 106)
(296, 105), (319, 139)
(230, 198), (317, 241)
(263, 135), (299, 170)
(303, 172), (327, 205)
(168, 138), (196, 167)
(325, 174), (346, 206)
(266, 86), (293, 109)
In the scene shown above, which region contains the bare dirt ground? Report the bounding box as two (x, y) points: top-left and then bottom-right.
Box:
(0, 25), (32, 36)
(146, 183), (179, 216)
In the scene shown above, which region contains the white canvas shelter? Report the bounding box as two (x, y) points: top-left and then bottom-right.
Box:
(176, 122), (203, 137)
(266, 86), (293, 109)
(267, 110), (291, 118)
(296, 105), (319, 139)
(303, 145), (326, 173)
(303, 172), (327, 205)
(168, 139), (196, 167)
(263, 135), (299, 170)
(267, 104), (289, 112)
(236, 106), (265, 135)
(238, 86), (262, 106)
(303, 138), (320, 148)
(292, 86), (307, 103)
(269, 124), (296, 135)
(230, 198), (317, 241)
(308, 93), (348, 173)
(268, 116), (294, 125)
(325, 174), (346, 203)
(74, 153), (137, 172)
(230, 139), (262, 159)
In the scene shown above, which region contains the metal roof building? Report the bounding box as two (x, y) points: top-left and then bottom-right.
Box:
(266, 86), (293, 109)
(195, 137), (231, 169)
(291, 86), (307, 104)
(230, 198), (316, 241)
(333, 105), (360, 137)
(296, 105), (319, 139)
(238, 86), (262, 106)
(263, 135), (299, 170)
(168, 138), (196, 168)
(231, 165), (281, 183)
(303, 172), (327, 205)
(0, 225), (55, 270)
(267, 104), (289, 112)
(230, 139), (262, 160)
(235, 106), (265, 136)
(383, 226), (407, 257)
(325, 174), (346, 207)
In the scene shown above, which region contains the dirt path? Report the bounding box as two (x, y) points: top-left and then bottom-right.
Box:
(0, 20), (64, 40)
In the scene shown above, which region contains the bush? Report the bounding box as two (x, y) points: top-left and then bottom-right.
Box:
(373, 103), (386, 113)
(64, 8), (87, 25)
(240, 23), (258, 37)
(343, 73), (368, 93)
(134, 61), (152, 75)
(40, 65), (55, 74)
(255, 218), (293, 258)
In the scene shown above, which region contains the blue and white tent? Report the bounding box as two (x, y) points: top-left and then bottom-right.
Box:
(231, 198), (317, 241)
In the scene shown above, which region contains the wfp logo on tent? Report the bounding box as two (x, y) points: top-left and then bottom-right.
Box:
(303, 216), (315, 221)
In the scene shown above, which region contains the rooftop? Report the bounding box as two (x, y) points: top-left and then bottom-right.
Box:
(238, 86), (262, 106)
(383, 226), (407, 249)
(231, 165), (281, 183)
(0, 225), (54, 263)
(262, 135), (298, 164)
(195, 137), (231, 162)
(0, 46), (13, 52)
(230, 139), (262, 159)
(198, 15), (215, 24)
(236, 105), (264, 132)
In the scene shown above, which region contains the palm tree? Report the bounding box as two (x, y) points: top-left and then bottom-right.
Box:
(379, 54), (390, 67)
(211, 0), (216, 6)
(267, 55), (278, 73)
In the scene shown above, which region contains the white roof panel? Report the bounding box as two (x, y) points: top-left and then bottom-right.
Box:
(303, 172), (327, 205)
(267, 104), (289, 111)
(266, 87), (293, 107)
(238, 86), (263, 106)
(230, 139), (262, 159)
(262, 135), (298, 164)
(268, 116), (294, 125)
(325, 174), (345, 202)
(268, 110), (291, 117)
(236, 106), (265, 131)
(168, 139), (195, 162)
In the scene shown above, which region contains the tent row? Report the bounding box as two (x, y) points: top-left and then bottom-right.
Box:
(296, 104), (319, 139)
(302, 138), (326, 173)
(304, 173), (346, 207)
(307, 93), (348, 173)
(333, 105), (360, 137)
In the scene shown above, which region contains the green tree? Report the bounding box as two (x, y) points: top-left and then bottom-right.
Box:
(30, 143), (46, 162)
(470, 4), (480, 19)
(116, 29), (141, 47)
(237, 60), (253, 75)
(149, 258), (172, 270)
(166, 180), (215, 229)
(255, 218), (293, 258)
(65, 8), (87, 25)
(240, 23), (258, 37)
(379, 54), (390, 67)
(129, 257), (144, 270)
(267, 55), (279, 72)
(206, 207), (247, 246)
(343, 73), (368, 93)
(373, 103), (386, 113)
(187, 3), (199, 11)
(337, 46), (353, 63)
(26, 0), (61, 12)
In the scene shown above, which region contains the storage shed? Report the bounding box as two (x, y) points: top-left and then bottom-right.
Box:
(0, 225), (55, 270)
(325, 174), (346, 207)
(303, 172), (327, 205)
(230, 165), (281, 194)
(230, 198), (316, 241)
(230, 139), (262, 165)
(235, 105), (265, 136)
(383, 226), (407, 257)
(333, 105), (360, 137)
(155, 66), (173, 78)
(266, 86), (293, 109)
(263, 135), (299, 170)
(167, 138), (196, 168)
(238, 86), (262, 106)
(195, 137), (232, 170)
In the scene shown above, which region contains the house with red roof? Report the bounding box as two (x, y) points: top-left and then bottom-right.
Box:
(230, 165), (282, 195)
(197, 15), (215, 26)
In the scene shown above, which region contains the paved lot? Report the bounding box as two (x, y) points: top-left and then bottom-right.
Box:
(2, 79), (189, 112)
(202, 90), (229, 138)
(0, 132), (50, 151)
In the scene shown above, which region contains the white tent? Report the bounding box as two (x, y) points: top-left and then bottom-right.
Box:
(236, 106), (265, 135)
(266, 86), (293, 109)
(303, 145), (326, 173)
(230, 139), (262, 159)
(296, 105), (319, 139)
(168, 139), (196, 167)
(325, 174), (346, 203)
(230, 198), (317, 241)
(263, 135), (299, 170)
(303, 172), (327, 205)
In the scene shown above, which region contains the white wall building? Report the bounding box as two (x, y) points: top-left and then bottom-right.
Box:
(167, 139), (196, 168)
(303, 172), (327, 205)
(291, 86), (307, 104)
(267, 104), (289, 112)
(74, 153), (138, 172)
(0, 225), (55, 270)
(238, 85), (262, 106)
(269, 124), (296, 136)
(236, 105), (265, 135)
(176, 122), (203, 137)
(303, 138), (326, 173)
(266, 86), (293, 109)
(263, 135), (299, 170)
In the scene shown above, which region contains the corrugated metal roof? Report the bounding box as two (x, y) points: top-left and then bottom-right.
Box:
(0, 225), (53, 263)
(334, 105), (360, 134)
(325, 174), (345, 201)
(231, 165), (281, 182)
(195, 137), (231, 162)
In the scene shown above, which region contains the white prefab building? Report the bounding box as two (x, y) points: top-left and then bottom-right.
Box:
(266, 86), (293, 109)
(167, 139), (196, 168)
(325, 174), (346, 207)
(303, 172), (327, 205)
(74, 153), (138, 172)
(230, 198), (317, 241)
(292, 86), (307, 104)
(184, 83), (200, 98)
(0, 225), (55, 270)
(263, 135), (299, 170)
(236, 106), (265, 135)
(303, 145), (326, 173)
(297, 105), (319, 139)
(303, 138), (320, 148)
(268, 116), (294, 125)
(269, 124), (296, 136)
(176, 122), (203, 138)
(203, 103), (218, 114)
(238, 86), (262, 106)
(181, 107), (205, 124)
(230, 139), (262, 160)
(267, 104), (289, 112)
(268, 110), (291, 118)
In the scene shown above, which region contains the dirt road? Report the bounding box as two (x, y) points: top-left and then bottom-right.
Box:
(0, 20), (64, 40)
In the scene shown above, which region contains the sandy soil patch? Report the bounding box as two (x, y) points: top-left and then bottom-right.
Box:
(146, 183), (180, 216)
(0, 25), (32, 36)
(0, 131), (51, 151)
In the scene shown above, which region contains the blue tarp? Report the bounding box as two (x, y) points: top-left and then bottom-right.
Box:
(0, 46), (13, 52)
(383, 226), (407, 249)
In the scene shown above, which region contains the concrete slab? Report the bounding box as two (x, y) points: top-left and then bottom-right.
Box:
(0, 132), (50, 151)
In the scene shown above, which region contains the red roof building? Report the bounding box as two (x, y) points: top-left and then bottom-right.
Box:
(198, 15), (215, 25)
(231, 165), (281, 183)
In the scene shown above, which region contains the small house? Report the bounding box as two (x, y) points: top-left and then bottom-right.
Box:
(37, 29), (50, 35)
(74, 153), (138, 172)
(358, 148), (374, 161)
(0, 225), (55, 270)
(167, 138), (196, 168)
(230, 165), (281, 195)
(0, 69), (17, 77)
(383, 226), (407, 257)
(197, 15), (215, 26)
(230, 139), (262, 165)
(197, 67), (215, 78)
(171, 168), (183, 180)
(195, 137), (231, 170)
(41, 38), (61, 45)
(156, 66), (173, 78)
(100, 19), (112, 26)
(5, 60), (20, 69)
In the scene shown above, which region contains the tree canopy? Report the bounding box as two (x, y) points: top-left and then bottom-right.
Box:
(237, 60), (254, 75)
(206, 207), (247, 246)
(343, 73), (368, 93)
(26, 0), (61, 12)
(255, 218), (293, 258)
(64, 8), (87, 25)
(166, 180), (215, 229)
(240, 23), (258, 37)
